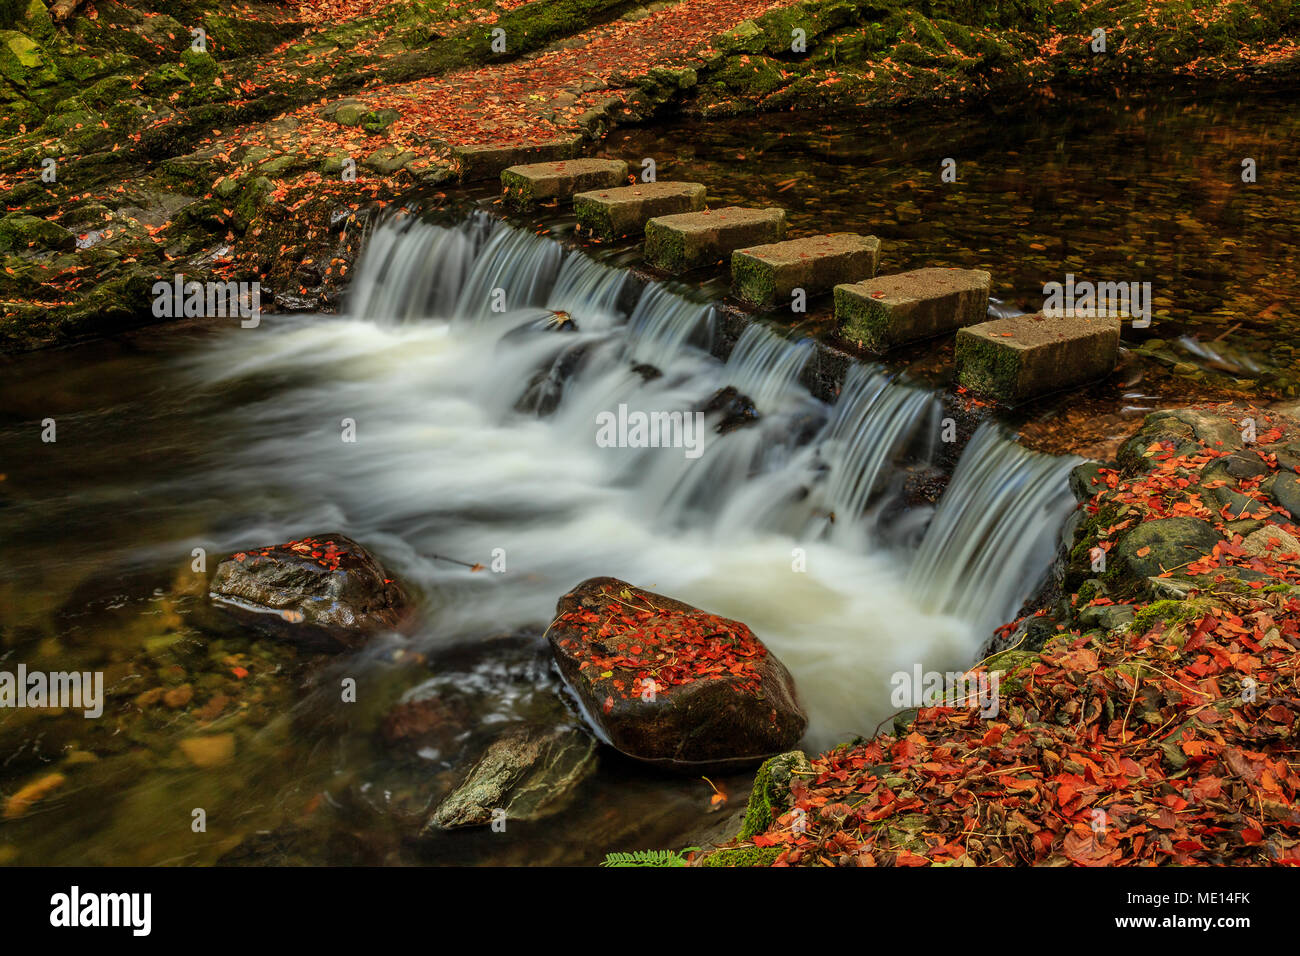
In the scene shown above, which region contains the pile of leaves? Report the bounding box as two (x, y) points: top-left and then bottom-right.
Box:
(553, 587), (769, 706)
(737, 589), (1299, 866)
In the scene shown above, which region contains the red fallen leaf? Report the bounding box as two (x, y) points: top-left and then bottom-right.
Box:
(893, 851), (929, 867)
(470, 563), (485, 572)
(1135, 546), (1151, 557)
(233, 552), (247, 562)
(602, 696), (614, 714)
(231, 667), (249, 679)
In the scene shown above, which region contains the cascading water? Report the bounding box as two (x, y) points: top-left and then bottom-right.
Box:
(184, 213), (1081, 748)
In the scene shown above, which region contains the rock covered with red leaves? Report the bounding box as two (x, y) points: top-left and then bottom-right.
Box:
(548, 577), (806, 769)
(209, 533), (408, 649)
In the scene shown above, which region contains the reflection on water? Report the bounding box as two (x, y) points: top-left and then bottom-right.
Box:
(604, 79), (1300, 400)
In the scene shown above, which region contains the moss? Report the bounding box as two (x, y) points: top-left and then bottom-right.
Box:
(701, 845), (783, 866)
(1130, 598), (1208, 636)
(732, 254), (779, 308)
(736, 752), (816, 839)
(954, 329), (1024, 403)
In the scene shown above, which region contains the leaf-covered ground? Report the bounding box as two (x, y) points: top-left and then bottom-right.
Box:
(711, 404), (1300, 866)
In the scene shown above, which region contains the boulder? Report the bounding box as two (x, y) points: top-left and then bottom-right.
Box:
(208, 534), (408, 650)
(424, 724), (597, 830)
(547, 577), (807, 768)
(1113, 517), (1224, 580)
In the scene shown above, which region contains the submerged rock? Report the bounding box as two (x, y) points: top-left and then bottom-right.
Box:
(548, 577), (807, 769)
(424, 724), (597, 830)
(208, 534), (408, 650)
(701, 385), (759, 434)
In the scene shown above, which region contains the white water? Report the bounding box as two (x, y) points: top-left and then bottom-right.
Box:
(189, 213), (1080, 749)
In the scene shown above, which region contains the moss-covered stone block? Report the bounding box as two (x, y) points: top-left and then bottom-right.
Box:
(733, 232), (879, 309)
(955, 312), (1120, 404)
(645, 206), (785, 273)
(836, 266), (990, 351)
(500, 157), (627, 207)
(574, 181), (706, 239)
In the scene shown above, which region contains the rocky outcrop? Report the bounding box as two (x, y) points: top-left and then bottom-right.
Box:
(208, 534), (408, 650)
(548, 577), (807, 768)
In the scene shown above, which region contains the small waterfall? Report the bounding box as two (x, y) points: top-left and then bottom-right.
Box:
(624, 284), (713, 366)
(203, 213), (1084, 743)
(722, 325), (814, 410)
(346, 218), (479, 322)
(816, 365), (940, 542)
(546, 253), (631, 331)
(906, 422), (1081, 637)
(454, 223), (564, 320)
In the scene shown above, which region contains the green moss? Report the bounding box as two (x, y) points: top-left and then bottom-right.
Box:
(738, 755), (781, 839)
(701, 845), (783, 867)
(954, 329), (1024, 403)
(1130, 598), (1209, 636)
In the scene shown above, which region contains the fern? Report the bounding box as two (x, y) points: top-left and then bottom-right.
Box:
(600, 847), (697, 867)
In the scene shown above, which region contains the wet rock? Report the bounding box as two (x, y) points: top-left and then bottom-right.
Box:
(1269, 473), (1300, 520)
(379, 694), (472, 760)
(452, 137), (582, 182)
(1113, 517), (1224, 580)
(514, 342), (589, 417)
(424, 724), (596, 830)
(208, 534), (408, 651)
(702, 385), (759, 434)
(548, 577), (807, 769)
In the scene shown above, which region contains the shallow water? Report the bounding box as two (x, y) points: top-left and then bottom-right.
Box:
(601, 79), (1300, 438)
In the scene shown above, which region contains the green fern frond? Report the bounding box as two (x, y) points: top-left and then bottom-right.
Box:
(600, 847), (698, 867)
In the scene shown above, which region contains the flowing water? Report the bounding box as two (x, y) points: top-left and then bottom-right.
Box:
(0, 211), (1079, 866)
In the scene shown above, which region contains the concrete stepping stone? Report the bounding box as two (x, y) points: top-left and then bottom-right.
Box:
(573, 181), (706, 238)
(834, 267), (991, 352)
(644, 207), (786, 273)
(452, 136), (582, 181)
(732, 233), (880, 309)
(955, 312), (1121, 404)
(501, 158), (629, 206)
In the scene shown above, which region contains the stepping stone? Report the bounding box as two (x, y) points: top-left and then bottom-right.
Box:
(732, 233), (880, 309)
(501, 158), (628, 206)
(644, 207), (785, 273)
(834, 267), (991, 352)
(955, 312), (1121, 404)
(452, 136), (582, 182)
(573, 181), (706, 239)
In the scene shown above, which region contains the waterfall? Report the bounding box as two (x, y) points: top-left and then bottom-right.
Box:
(906, 422), (1081, 637)
(190, 213), (1081, 747)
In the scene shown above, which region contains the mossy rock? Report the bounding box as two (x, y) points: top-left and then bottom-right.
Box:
(738, 750), (811, 839)
(0, 212), (72, 252)
(1113, 516), (1224, 582)
(0, 29), (56, 88)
